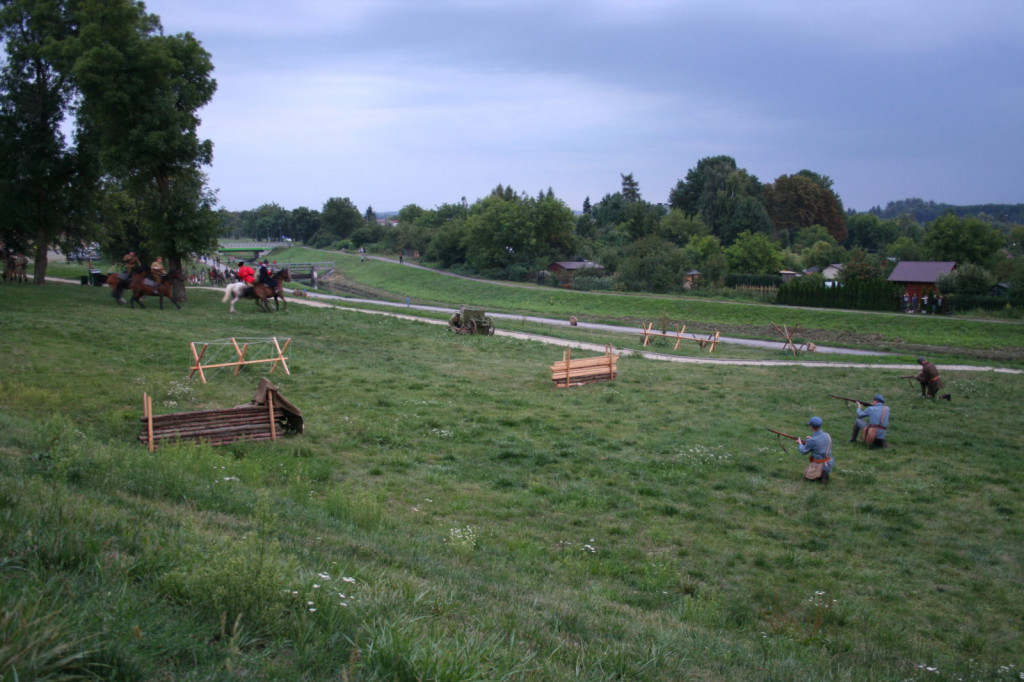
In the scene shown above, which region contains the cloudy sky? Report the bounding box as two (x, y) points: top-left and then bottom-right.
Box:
(147, 0), (1023, 215)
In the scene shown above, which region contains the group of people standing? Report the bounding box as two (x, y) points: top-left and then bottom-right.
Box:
(796, 356), (948, 485)
(903, 292), (943, 314)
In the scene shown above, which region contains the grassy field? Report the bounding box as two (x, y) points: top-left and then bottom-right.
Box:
(3, 262), (1022, 680)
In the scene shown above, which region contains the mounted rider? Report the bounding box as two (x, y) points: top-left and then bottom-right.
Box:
(236, 261), (256, 292)
(115, 250), (143, 303)
(150, 256), (166, 287)
(257, 259), (276, 289)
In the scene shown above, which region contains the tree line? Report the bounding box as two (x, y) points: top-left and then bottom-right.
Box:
(221, 162), (1024, 302)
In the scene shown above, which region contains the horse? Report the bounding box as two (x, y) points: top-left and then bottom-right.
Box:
(222, 268), (291, 313)
(4, 254), (28, 283)
(127, 269), (184, 309)
(266, 268), (291, 311)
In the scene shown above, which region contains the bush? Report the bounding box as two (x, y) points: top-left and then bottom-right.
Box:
(777, 276), (902, 311)
(571, 275), (614, 291)
(726, 273), (782, 288)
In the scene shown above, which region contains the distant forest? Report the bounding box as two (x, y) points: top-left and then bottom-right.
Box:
(868, 199), (1024, 225)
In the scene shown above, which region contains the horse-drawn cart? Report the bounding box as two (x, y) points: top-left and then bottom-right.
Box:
(448, 306), (496, 335)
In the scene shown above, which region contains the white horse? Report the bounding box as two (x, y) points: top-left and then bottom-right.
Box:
(222, 282), (260, 313)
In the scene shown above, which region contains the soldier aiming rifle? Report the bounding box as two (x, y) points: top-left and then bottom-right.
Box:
(766, 416), (835, 483)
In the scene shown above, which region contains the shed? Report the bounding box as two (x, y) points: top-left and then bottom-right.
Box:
(887, 261), (957, 298)
(548, 260), (603, 286)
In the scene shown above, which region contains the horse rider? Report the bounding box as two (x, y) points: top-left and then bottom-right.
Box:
(113, 250), (142, 303)
(236, 261), (255, 287)
(150, 255), (166, 287)
(257, 259), (276, 289)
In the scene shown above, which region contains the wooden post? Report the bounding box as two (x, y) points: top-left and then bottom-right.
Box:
(232, 338), (250, 375)
(270, 337), (292, 375)
(188, 342), (210, 382)
(144, 393), (155, 452)
(268, 391), (277, 441)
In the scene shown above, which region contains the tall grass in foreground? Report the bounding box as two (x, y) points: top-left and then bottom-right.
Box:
(1, 283), (1022, 680)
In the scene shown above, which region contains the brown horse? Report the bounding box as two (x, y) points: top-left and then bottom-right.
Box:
(127, 269), (184, 309)
(263, 268), (291, 311)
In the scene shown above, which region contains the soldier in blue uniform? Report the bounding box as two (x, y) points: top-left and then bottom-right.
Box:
(798, 416), (834, 484)
(852, 394), (890, 448)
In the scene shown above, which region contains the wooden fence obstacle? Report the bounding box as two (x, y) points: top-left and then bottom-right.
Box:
(188, 337), (291, 383)
(640, 323), (720, 353)
(771, 323), (815, 355)
(140, 378), (303, 451)
(551, 344), (618, 387)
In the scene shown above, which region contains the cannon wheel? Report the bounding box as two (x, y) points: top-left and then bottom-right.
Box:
(463, 319), (477, 335)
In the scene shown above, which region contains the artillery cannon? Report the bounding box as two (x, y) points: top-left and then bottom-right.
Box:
(448, 306), (496, 335)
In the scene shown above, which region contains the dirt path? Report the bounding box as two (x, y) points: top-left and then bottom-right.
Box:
(277, 290), (1023, 375)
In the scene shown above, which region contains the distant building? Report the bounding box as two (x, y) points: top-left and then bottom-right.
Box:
(887, 261), (957, 298)
(806, 263), (843, 281)
(548, 260), (603, 286)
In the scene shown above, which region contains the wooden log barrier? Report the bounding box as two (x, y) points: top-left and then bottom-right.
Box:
(551, 344), (618, 387)
(140, 378), (302, 450)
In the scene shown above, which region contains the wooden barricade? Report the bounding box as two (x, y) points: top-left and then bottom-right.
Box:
(140, 378), (303, 451)
(640, 323), (720, 353)
(188, 337), (291, 383)
(551, 344), (618, 387)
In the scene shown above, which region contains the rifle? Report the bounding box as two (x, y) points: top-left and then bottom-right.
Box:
(765, 427), (801, 453)
(829, 394), (871, 406)
(899, 375), (918, 389)
(829, 394), (871, 415)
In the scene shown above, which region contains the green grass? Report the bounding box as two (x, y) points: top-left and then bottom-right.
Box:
(3, 265), (1023, 680)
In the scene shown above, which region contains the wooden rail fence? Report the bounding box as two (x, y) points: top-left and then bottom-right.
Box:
(640, 323), (720, 353)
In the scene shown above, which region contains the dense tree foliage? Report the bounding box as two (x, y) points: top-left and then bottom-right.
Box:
(763, 172), (846, 246)
(0, 0), (95, 281)
(668, 156), (772, 246)
(923, 214), (1005, 267)
(0, 0), (218, 292)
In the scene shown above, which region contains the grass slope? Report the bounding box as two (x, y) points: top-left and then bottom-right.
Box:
(1, 270), (1021, 680)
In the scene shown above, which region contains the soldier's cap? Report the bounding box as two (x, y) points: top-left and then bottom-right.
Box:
(917, 356), (925, 363)
(808, 416), (823, 427)
(874, 394), (885, 403)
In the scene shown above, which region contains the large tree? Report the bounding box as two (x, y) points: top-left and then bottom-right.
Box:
(669, 156), (771, 245)
(923, 214), (1005, 266)
(763, 171), (846, 246)
(0, 0), (96, 282)
(724, 231), (783, 274)
(70, 0), (218, 298)
(316, 196), (363, 245)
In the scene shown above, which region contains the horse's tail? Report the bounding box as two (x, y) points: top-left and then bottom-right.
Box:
(222, 285), (232, 302)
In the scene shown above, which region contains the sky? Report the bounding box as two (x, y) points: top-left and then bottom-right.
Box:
(146, 0), (1024, 215)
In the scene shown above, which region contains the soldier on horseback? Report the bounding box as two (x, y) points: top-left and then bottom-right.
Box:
(150, 256), (166, 287)
(114, 250), (143, 303)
